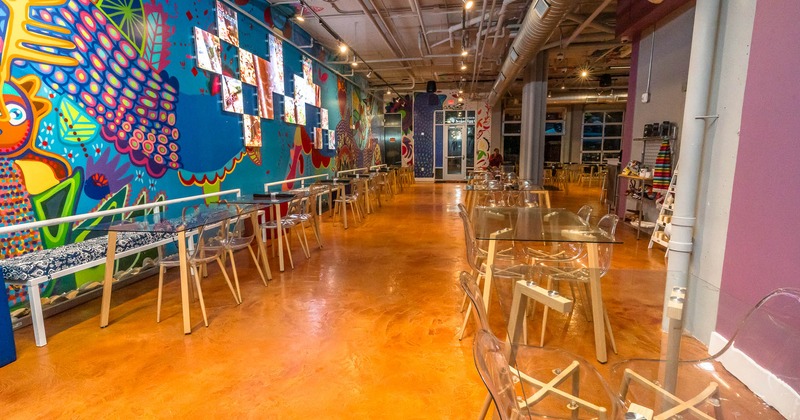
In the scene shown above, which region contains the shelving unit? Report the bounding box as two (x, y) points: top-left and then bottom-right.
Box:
(619, 136), (674, 239)
(650, 168), (678, 249)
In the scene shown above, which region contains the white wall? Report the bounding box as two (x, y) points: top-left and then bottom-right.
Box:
(683, 0), (756, 344)
(628, 5), (694, 223)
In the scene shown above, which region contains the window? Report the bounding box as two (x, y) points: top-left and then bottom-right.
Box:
(545, 108), (565, 163)
(581, 111), (623, 163)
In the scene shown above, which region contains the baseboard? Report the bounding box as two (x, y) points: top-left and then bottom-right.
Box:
(709, 331), (800, 418)
(415, 177), (435, 183)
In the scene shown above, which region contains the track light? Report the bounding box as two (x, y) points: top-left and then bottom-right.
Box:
(463, 0), (474, 9)
(386, 88), (391, 95)
(460, 62), (467, 71)
(351, 58), (358, 67)
(458, 96), (463, 103)
(461, 49), (469, 57)
(580, 69), (589, 78)
(366, 70), (372, 78)
(339, 42), (348, 53)
(295, 5), (305, 22)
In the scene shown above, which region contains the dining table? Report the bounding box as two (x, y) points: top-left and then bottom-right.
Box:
(221, 193), (298, 272)
(88, 203), (248, 335)
(471, 206), (621, 363)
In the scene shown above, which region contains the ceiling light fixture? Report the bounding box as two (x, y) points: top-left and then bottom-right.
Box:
(339, 42), (348, 53)
(351, 57), (358, 67)
(461, 49), (469, 57)
(560, 82), (566, 90)
(295, 5), (305, 22)
(458, 96), (464, 103)
(580, 69), (589, 78)
(366, 70), (373, 78)
(460, 62), (467, 71)
(386, 88), (391, 95)
(463, 0), (474, 10)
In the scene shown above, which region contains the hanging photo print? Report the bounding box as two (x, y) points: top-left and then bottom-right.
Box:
(294, 89), (307, 125)
(269, 34), (285, 95)
(255, 57), (274, 119)
(314, 84), (321, 107)
(314, 128), (323, 149)
(328, 130), (336, 150)
(239, 49), (257, 85)
(216, 1), (240, 47)
(283, 96), (297, 124)
(302, 56), (313, 83)
(222, 75), (244, 114)
(320, 108), (328, 130)
(243, 115), (262, 147)
(194, 27), (222, 73)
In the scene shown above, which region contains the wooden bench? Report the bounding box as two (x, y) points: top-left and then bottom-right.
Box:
(0, 189), (242, 347)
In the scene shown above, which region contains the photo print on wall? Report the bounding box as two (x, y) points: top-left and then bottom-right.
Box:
(294, 92), (307, 125)
(320, 108), (328, 129)
(283, 96), (297, 124)
(222, 75), (243, 114)
(194, 27), (222, 73)
(328, 130), (336, 150)
(314, 128), (323, 149)
(269, 34), (285, 95)
(255, 57), (274, 119)
(302, 56), (313, 83)
(216, 0), (240, 47)
(239, 49), (256, 85)
(243, 115), (262, 147)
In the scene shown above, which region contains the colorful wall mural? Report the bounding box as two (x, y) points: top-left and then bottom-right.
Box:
(0, 0), (383, 318)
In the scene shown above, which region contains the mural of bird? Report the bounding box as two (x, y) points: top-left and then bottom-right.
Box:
(2, 0), (182, 179)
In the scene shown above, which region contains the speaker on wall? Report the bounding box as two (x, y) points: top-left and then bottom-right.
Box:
(426, 81), (437, 92)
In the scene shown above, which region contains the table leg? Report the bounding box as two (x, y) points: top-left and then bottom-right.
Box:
(275, 203), (285, 271)
(506, 285), (529, 364)
(342, 186), (348, 229)
(100, 231), (117, 328)
(586, 242), (607, 363)
(251, 212), (272, 280)
(177, 230), (192, 334)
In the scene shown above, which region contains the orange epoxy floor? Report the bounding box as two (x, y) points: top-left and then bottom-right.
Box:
(1, 182), (700, 418)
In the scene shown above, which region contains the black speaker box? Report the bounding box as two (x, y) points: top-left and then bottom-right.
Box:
(426, 81), (437, 92)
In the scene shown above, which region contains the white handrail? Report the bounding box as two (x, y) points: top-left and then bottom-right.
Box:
(0, 189), (242, 235)
(263, 174), (330, 192)
(337, 167), (370, 176)
(369, 164), (388, 170)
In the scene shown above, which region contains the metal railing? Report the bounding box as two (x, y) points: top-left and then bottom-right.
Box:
(263, 174), (330, 192)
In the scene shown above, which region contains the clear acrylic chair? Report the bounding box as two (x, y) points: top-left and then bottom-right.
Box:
(157, 216), (239, 326)
(260, 195), (310, 269)
(577, 204), (594, 224)
(333, 180), (363, 225)
(463, 271), (626, 420)
(612, 288), (800, 419)
(204, 205), (267, 302)
(287, 192), (323, 250)
(457, 205), (520, 340)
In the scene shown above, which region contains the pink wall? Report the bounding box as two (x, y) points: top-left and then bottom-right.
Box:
(717, 0), (800, 346)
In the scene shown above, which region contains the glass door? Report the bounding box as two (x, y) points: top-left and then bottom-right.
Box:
(444, 125), (465, 180)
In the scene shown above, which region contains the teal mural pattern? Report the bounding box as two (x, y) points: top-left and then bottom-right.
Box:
(0, 0), (383, 315)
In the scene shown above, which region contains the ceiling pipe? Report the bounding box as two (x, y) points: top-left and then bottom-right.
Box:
(329, 53), (465, 64)
(470, 0), (499, 94)
(541, 33), (616, 50)
(492, 0), (523, 47)
(487, 0), (579, 107)
(409, 0), (432, 55)
(546, 92), (627, 104)
(324, 3), (464, 19)
(562, 0), (614, 49)
(565, 13), (614, 34)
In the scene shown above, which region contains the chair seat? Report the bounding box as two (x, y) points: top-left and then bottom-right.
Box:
(0, 231), (174, 284)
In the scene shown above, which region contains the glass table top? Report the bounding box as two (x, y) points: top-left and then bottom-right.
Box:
(82, 203), (249, 233)
(221, 193), (298, 205)
(472, 206), (620, 244)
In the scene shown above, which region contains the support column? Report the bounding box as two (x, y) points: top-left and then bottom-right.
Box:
(519, 51), (548, 183)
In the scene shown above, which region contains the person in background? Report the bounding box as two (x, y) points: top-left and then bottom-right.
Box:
(488, 148), (503, 168)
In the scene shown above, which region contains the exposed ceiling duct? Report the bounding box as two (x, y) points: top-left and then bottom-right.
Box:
(487, 0), (579, 107)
